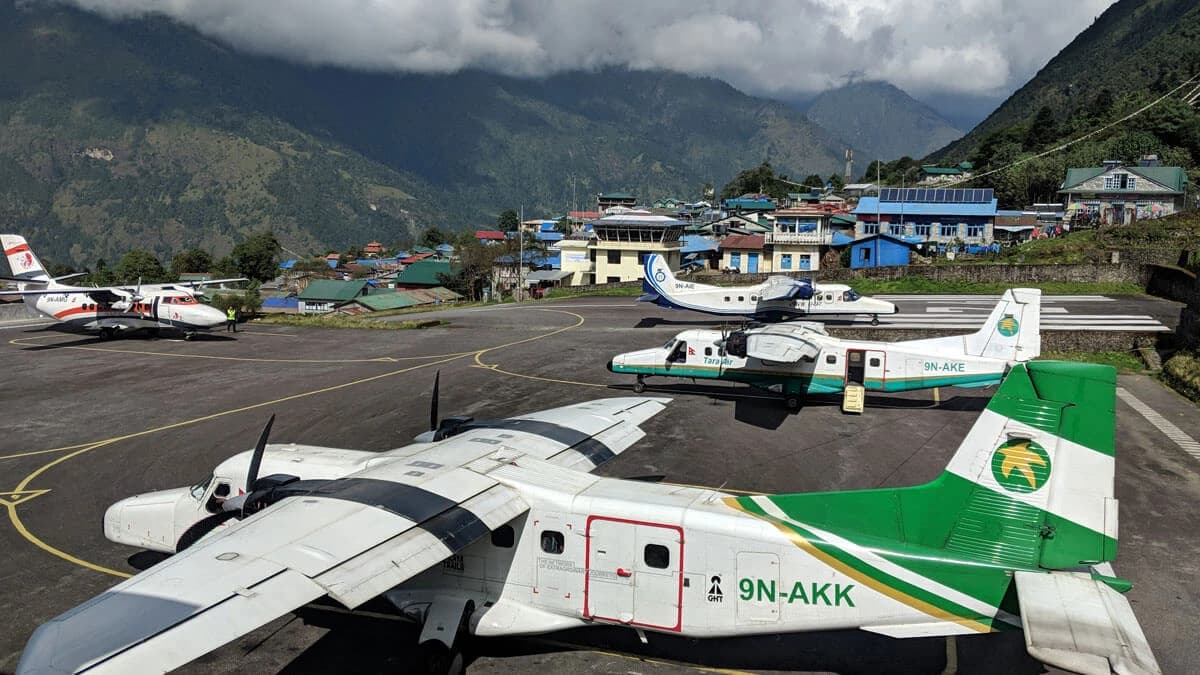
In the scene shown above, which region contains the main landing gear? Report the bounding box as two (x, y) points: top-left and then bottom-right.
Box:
(633, 375), (647, 393)
(785, 394), (802, 412)
(184, 331), (197, 341)
(98, 327), (116, 341)
(871, 314), (880, 326)
(418, 597), (474, 675)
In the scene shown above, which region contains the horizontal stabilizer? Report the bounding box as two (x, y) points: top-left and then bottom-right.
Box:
(1015, 570), (1160, 675)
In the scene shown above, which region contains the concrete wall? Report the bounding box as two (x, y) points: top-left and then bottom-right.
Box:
(824, 327), (1157, 353)
(695, 262), (1149, 287)
(1146, 264), (1200, 347)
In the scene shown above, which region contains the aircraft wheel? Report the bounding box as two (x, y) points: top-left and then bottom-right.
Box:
(871, 315), (880, 326)
(184, 332), (196, 341)
(420, 600), (473, 675)
(98, 328), (115, 341)
(633, 376), (646, 394)
(785, 395), (802, 411)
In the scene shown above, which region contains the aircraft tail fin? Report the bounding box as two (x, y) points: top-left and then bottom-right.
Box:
(2, 235), (50, 288)
(746, 362), (1117, 571)
(643, 253), (678, 294)
(963, 288), (1041, 362)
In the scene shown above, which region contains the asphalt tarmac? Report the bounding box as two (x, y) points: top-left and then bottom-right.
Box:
(0, 297), (1197, 674)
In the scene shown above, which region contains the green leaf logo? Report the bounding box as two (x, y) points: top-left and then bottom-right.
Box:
(996, 315), (1020, 337)
(991, 439), (1051, 493)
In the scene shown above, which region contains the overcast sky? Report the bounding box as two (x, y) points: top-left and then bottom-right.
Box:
(63, 0), (1116, 101)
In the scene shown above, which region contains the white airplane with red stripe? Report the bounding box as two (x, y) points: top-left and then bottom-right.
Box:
(2, 235), (241, 339)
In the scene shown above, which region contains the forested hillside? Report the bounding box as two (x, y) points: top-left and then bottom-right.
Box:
(0, 1), (844, 266)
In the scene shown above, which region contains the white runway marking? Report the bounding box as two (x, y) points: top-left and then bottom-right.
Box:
(0, 321), (53, 330)
(1116, 387), (1200, 460)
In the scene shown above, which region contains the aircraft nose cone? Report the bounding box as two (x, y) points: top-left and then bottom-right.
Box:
(606, 359), (614, 372)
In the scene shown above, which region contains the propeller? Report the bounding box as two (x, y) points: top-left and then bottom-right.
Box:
(245, 414), (275, 491)
(414, 370), (474, 443)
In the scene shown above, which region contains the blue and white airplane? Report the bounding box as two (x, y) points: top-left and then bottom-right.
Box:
(638, 254), (898, 324)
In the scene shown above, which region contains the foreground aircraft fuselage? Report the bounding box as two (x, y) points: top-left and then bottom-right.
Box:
(21, 367), (1159, 674)
(612, 289), (1042, 407)
(639, 253), (898, 322)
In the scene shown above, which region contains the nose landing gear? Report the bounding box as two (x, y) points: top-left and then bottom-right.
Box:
(633, 374), (647, 393)
(871, 314), (880, 326)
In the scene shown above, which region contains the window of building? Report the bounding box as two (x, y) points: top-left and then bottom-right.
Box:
(606, 276), (620, 283)
(491, 525), (515, 548)
(913, 224), (931, 237)
(799, 255), (811, 271)
(1127, 177), (1137, 190)
(939, 223), (958, 238)
(589, 249), (597, 262)
(644, 544), (670, 569)
(606, 250), (621, 264)
(637, 251), (653, 264)
(730, 252), (741, 269)
(780, 253), (792, 269)
(862, 222), (880, 235)
(826, 355), (837, 365)
(540, 530), (564, 555)
(860, 248), (871, 262)
(966, 224), (985, 239)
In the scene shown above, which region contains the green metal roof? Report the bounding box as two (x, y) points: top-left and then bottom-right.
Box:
(599, 192), (636, 199)
(1061, 165), (1187, 193)
(298, 279), (368, 301)
(352, 293), (419, 311)
(920, 166), (962, 175)
(412, 246), (436, 254)
(396, 260), (454, 286)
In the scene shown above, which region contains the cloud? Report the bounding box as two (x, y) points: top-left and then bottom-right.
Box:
(57, 0), (1116, 98)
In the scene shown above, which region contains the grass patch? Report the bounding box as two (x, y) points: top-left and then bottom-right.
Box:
(1161, 352), (1200, 403)
(846, 277), (1145, 296)
(1041, 350), (1146, 373)
(542, 285), (642, 299)
(254, 314), (446, 330)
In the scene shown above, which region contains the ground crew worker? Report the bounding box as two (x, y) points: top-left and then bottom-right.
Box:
(226, 306), (238, 332)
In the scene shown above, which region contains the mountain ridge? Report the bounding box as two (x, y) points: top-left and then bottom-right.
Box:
(804, 81), (963, 162)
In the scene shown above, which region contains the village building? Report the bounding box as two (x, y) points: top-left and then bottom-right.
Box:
(849, 234), (919, 269)
(296, 279), (369, 314)
(589, 212), (685, 283)
(362, 241), (386, 256)
(1059, 160), (1188, 227)
(597, 192), (638, 212)
(719, 234), (767, 273)
(853, 187), (997, 244)
(766, 207), (833, 272)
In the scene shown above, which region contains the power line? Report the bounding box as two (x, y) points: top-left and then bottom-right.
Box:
(945, 71), (1200, 186)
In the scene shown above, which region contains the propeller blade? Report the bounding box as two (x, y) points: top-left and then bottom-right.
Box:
(429, 370), (440, 432)
(246, 414), (275, 490)
(175, 510), (240, 552)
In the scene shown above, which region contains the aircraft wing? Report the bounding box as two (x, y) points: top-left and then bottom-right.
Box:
(758, 276), (814, 302)
(1014, 569), (1161, 675)
(146, 277), (250, 291)
(737, 326), (822, 363)
(19, 475), (528, 675)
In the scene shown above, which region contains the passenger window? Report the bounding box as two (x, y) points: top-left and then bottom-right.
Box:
(540, 530), (564, 555)
(869, 358), (881, 367)
(738, 296), (744, 302)
(724, 296), (730, 302)
(704, 347), (712, 356)
(644, 544), (670, 569)
(751, 295), (757, 301)
(491, 524), (515, 548)
(826, 355), (837, 365)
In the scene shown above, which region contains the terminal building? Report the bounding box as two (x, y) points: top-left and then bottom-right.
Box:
(853, 188), (998, 244)
(558, 213), (685, 285)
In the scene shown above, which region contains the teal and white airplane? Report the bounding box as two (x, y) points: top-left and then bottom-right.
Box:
(610, 288), (1040, 409)
(19, 363), (1158, 674)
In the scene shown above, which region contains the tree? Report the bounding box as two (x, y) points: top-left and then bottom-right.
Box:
(419, 226), (446, 248)
(211, 255), (240, 280)
(114, 250), (169, 284)
(802, 174), (825, 189)
(230, 231), (281, 281)
(170, 248), (213, 277)
(1023, 106), (1058, 150)
(554, 216), (572, 235)
(496, 209), (520, 232)
(720, 161), (793, 200)
(827, 173), (846, 191)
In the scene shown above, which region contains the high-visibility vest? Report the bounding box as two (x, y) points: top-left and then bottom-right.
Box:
(226, 308), (237, 320)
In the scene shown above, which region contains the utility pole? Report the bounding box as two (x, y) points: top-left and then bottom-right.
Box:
(518, 204), (524, 302)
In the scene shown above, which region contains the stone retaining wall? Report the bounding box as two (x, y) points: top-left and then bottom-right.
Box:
(824, 327), (1157, 353)
(696, 262), (1149, 286)
(1146, 264), (1200, 347)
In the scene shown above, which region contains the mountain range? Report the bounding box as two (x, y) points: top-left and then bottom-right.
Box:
(0, 1), (860, 266)
(803, 82), (963, 164)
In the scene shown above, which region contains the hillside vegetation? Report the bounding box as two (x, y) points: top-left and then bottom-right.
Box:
(0, 1), (845, 266)
(921, 0), (1200, 209)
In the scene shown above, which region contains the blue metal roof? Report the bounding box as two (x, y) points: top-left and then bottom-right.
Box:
(830, 231), (854, 246)
(262, 296), (299, 309)
(535, 231), (564, 242)
(680, 235), (719, 254)
(854, 197), (997, 217)
(279, 259), (297, 270)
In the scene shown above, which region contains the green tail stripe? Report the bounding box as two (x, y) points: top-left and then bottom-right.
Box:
(985, 361), (1116, 456)
(734, 496), (1012, 630)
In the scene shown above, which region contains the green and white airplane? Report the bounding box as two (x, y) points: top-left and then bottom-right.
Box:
(610, 288), (1040, 409)
(19, 363), (1157, 674)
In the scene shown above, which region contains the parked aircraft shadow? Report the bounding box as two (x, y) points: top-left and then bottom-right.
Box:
(634, 317), (747, 329)
(280, 609), (1042, 675)
(19, 330), (237, 350)
(606, 382), (790, 429)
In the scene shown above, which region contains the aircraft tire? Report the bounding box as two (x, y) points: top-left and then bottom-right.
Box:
(633, 377), (646, 394)
(98, 328), (115, 341)
(184, 332), (196, 341)
(785, 395), (802, 411)
(419, 600), (473, 675)
(871, 315), (880, 326)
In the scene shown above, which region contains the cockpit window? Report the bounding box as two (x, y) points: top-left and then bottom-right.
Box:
(662, 338), (677, 350)
(190, 475), (212, 500)
(843, 290), (860, 302)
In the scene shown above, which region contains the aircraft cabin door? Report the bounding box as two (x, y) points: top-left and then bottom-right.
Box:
(864, 350), (886, 389)
(586, 517), (684, 632)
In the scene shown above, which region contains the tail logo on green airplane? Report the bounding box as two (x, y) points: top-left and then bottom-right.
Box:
(991, 438), (1050, 493)
(996, 314), (1020, 337)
